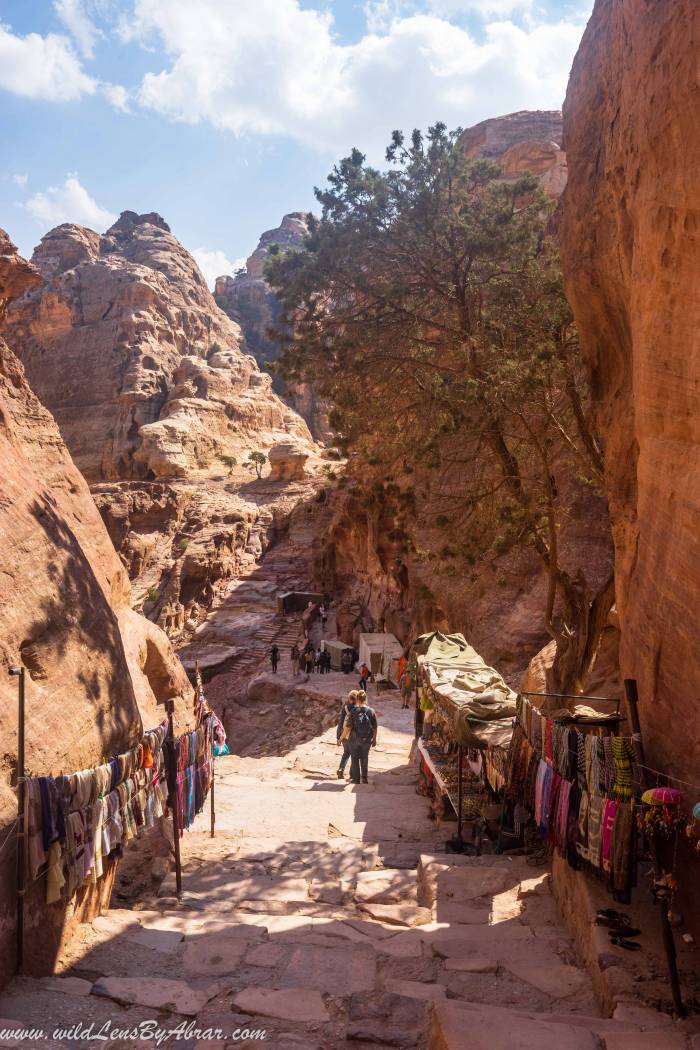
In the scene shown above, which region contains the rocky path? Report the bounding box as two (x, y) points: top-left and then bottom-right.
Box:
(1, 691), (690, 1049)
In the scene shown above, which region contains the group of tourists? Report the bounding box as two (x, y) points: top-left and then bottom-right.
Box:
(286, 642), (332, 675)
(336, 689), (378, 784)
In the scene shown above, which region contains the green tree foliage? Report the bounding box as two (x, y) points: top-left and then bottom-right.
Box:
(266, 123), (612, 696)
(247, 450), (267, 479)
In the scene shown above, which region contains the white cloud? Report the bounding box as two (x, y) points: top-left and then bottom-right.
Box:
(101, 81), (130, 111)
(192, 247), (246, 289)
(428, 0), (534, 15)
(54, 0), (102, 58)
(128, 0), (590, 161)
(23, 175), (117, 231)
(0, 23), (96, 101)
(12, 173), (28, 188)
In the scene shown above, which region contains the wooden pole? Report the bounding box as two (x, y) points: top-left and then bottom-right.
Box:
(456, 743), (464, 843)
(9, 667), (25, 974)
(165, 699), (183, 899)
(624, 678), (685, 1017)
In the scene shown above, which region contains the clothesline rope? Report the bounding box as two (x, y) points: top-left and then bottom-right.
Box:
(634, 762), (700, 796)
(0, 819), (19, 858)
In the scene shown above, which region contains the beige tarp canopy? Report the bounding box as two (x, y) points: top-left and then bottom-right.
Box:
(414, 631), (516, 749)
(359, 633), (404, 682)
(324, 639), (353, 671)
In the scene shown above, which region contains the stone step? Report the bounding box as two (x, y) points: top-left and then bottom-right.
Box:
(428, 1001), (650, 1050)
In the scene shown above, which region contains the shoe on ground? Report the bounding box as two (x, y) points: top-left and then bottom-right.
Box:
(350, 779), (360, 784)
(361, 778), (368, 783)
(337, 769), (344, 779)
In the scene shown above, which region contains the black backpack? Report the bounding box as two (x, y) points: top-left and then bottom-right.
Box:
(350, 707), (374, 742)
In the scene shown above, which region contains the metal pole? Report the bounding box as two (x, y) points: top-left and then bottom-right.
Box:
(624, 678), (685, 1017)
(165, 699), (183, 899)
(210, 754), (216, 839)
(9, 667), (25, 975)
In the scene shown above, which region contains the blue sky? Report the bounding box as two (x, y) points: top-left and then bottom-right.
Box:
(0, 0), (593, 286)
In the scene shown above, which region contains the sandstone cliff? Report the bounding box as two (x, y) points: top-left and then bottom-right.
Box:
(457, 109), (567, 197)
(6, 211), (312, 483)
(0, 231), (191, 982)
(560, 0), (700, 782)
(5, 213), (321, 640)
(214, 213), (330, 440)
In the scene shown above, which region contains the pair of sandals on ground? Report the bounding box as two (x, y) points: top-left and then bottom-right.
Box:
(596, 908), (643, 950)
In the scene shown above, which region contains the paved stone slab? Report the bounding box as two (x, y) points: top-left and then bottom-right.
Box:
(124, 925), (185, 953)
(503, 957), (589, 999)
(92, 977), (218, 1016)
(181, 934), (248, 975)
(232, 987), (329, 1023)
(386, 979), (446, 1001)
(279, 944), (376, 993)
(430, 1002), (601, 1050)
(611, 1003), (675, 1030)
(348, 992), (427, 1046)
(444, 958), (498, 974)
(38, 977), (93, 997)
(355, 869), (418, 905)
(359, 903), (432, 927)
(603, 1031), (689, 1050)
(245, 943), (287, 967)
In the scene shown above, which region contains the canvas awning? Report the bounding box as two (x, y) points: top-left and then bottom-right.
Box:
(359, 633), (404, 682)
(415, 631), (516, 749)
(324, 639), (353, 671)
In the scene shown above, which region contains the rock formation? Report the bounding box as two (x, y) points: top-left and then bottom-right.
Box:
(0, 231), (191, 983)
(5, 213), (322, 639)
(458, 110), (568, 197)
(560, 1), (700, 784)
(268, 442), (309, 482)
(6, 211), (311, 483)
(214, 214), (331, 440)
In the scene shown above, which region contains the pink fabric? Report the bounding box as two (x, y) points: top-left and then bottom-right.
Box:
(601, 799), (619, 876)
(534, 760), (547, 825)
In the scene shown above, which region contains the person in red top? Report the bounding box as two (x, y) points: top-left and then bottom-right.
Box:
(359, 662), (370, 690)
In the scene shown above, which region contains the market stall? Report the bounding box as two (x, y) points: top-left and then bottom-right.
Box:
(413, 631), (516, 850)
(325, 638), (353, 671)
(358, 632), (404, 683)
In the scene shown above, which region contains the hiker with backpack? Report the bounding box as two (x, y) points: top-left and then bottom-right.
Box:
(346, 690), (377, 784)
(336, 689), (358, 779)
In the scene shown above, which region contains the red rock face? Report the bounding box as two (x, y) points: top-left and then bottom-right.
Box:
(6, 212), (311, 483)
(0, 231), (191, 984)
(559, 0), (700, 783)
(214, 213), (331, 440)
(457, 110), (567, 197)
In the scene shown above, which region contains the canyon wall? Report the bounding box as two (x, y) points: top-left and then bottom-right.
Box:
(5, 213), (321, 639)
(0, 231), (191, 984)
(214, 213), (331, 440)
(457, 109), (567, 197)
(560, 0), (700, 780)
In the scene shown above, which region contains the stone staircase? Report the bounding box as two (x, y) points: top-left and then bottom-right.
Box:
(1, 700), (692, 1049)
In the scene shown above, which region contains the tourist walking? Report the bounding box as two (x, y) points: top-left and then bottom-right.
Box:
(319, 603), (328, 628)
(324, 649), (332, 673)
(315, 647), (323, 673)
(358, 662), (370, 691)
(341, 648), (352, 675)
(336, 690), (358, 779)
(304, 646), (315, 675)
(400, 667), (413, 709)
(347, 690), (377, 784)
(269, 644), (280, 674)
(291, 643), (300, 677)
